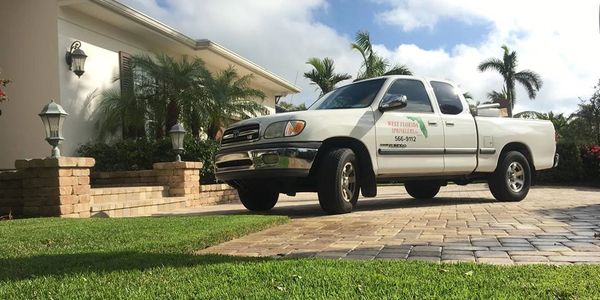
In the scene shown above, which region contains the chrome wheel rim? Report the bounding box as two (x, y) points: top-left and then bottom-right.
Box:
(506, 161), (525, 193)
(340, 162), (356, 202)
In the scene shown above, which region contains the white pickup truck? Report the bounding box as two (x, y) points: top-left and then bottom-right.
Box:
(215, 76), (558, 214)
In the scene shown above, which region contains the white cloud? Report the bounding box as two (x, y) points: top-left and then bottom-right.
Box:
(374, 0), (600, 113)
(120, 0), (360, 106)
(120, 0), (600, 113)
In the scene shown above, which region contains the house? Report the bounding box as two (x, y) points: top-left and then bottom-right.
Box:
(0, 0), (300, 170)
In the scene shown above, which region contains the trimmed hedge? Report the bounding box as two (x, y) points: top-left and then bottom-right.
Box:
(77, 138), (220, 184)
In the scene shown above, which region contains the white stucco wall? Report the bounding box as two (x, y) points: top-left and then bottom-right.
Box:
(57, 7), (151, 156)
(0, 1), (286, 169)
(0, 0), (61, 169)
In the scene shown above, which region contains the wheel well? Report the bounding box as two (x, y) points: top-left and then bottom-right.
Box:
(311, 137), (377, 196)
(499, 142), (537, 183)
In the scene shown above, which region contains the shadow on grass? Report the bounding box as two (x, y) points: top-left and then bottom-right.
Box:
(0, 252), (267, 282)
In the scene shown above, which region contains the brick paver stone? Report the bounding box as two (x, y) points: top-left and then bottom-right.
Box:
(187, 184), (600, 265)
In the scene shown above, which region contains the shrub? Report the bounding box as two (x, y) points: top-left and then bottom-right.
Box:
(77, 138), (220, 184)
(536, 143), (600, 186)
(536, 142), (583, 184)
(581, 145), (600, 181)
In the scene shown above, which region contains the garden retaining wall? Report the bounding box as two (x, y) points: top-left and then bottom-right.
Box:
(0, 157), (239, 218)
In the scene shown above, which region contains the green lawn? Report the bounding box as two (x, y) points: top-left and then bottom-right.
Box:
(1, 216), (600, 299)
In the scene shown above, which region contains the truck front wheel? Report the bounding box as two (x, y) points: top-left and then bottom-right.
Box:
(237, 186), (279, 212)
(488, 151), (531, 202)
(405, 181), (441, 199)
(317, 148), (359, 214)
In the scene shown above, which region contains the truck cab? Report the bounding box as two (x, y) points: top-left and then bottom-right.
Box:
(215, 76), (557, 214)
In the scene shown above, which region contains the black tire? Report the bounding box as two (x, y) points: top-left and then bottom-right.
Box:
(317, 148), (359, 214)
(405, 181), (441, 199)
(237, 186), (279, 212)
(488, 151), (531, 202)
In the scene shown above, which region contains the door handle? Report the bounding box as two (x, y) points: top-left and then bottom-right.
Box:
(445, 121), (455, 126)
(427, 121), (438, 126)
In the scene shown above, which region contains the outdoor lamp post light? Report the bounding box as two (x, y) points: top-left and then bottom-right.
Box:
(39, 100), (68, 158)
(65, 41), (87, 78)
(169, 123), (186, 162)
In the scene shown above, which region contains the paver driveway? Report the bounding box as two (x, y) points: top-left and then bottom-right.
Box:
(169, 184), (600, 264)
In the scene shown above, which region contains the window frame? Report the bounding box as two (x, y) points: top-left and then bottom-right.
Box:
(379, 78), (435, 114)
(429, 80), (466, 115)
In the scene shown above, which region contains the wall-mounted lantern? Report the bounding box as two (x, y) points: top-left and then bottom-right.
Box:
(169, 123), (186, 162)
(65, 41), (87, 78)
(39, 100), (68, 158)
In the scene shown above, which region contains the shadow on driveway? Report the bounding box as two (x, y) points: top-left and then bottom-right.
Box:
(162, 196), (496, 219)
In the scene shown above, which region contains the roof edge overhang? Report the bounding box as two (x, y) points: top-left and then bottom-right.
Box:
(62, 0), (300, 94)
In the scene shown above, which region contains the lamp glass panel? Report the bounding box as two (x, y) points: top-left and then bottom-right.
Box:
(47, 115), (60, 138)
(177, 133), (185, 150)
(57, 115), (66, 138)
(41, 116), (51, 138)
(72, 56), (85, 72)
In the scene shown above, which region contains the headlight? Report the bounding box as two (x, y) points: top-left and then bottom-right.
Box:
(264, 120), (305, 139)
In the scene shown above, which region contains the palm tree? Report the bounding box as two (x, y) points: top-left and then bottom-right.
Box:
(304, 57), (351, 95)
(132, 54), (208, 137)
(202, 66), (266, 139)
(478, 45), (543, 117)
(93, 87), (147, 140)
(351, 30), (412, 80)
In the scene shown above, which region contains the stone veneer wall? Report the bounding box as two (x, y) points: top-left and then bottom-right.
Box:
(0, 158), (238, 218)
(0, 157), (95, 218)
(91, 170), (158, 187)
(0, 170), (24, 216)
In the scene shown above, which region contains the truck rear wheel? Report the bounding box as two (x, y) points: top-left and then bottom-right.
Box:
(237, 186), (279, 212)
(488, 151), (531, 202)
(405, 181), (441, 199)
(317, 148), (359, 214)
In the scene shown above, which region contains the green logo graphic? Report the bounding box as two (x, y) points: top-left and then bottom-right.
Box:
(407, 116), (428, 138)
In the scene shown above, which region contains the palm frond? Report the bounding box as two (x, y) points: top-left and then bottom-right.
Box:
(383, 64), (413, 76)
(478, 58), (504, 73)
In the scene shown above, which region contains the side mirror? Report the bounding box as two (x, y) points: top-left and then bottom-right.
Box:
(379, 95), (407, 112)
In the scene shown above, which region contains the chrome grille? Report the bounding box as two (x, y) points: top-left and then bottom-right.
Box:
(221, 124), (260, 145)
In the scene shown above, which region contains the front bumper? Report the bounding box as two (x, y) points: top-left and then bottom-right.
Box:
(215, 142), (321, 181)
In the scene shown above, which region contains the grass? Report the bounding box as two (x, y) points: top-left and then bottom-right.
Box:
(1, 216), (600, 299)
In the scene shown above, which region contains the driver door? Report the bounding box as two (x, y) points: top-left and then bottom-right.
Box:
(375, 79), (445, 176)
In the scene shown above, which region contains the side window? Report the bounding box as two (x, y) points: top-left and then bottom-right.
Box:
(430, 81), (464, 115)
(381, 79), (433, 113)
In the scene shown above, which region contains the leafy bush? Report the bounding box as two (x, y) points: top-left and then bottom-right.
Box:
(77, 138), (220, 184)
(537, 142), (582, 184)
(536, 142), (600, 186)
(581, 145), (600, 180)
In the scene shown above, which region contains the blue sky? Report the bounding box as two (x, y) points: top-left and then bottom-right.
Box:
(121, 0), (600, 113)
(314, 0), (491, 51)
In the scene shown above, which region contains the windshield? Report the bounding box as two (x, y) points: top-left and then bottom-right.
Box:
(309, 78), (386, 110)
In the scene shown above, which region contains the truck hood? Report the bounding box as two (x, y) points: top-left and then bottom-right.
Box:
(223, 108), (375, 148)
(228, 110), (331, 128)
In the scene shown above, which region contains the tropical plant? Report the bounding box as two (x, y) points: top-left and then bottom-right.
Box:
(486, 86), (510, 104)
(202, 66), (266, 139)
(575, 79), (600, 144)
(478, 45), (543, 117)
(93, 87), (147, 140)
(304, 57), (351, 95)
(351, 30), (412, 80)
(131, 54), (208, 138)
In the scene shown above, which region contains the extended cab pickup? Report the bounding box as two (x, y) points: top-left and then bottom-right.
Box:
(215, 76), (558, 214)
